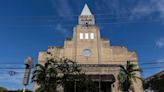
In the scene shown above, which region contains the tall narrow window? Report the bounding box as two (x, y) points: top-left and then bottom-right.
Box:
(90, 33), (94, 39)
(80, 33), (83, 39)
(85, 33), (89, 39)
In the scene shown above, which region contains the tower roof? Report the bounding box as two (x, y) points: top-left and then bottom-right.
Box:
(80, 4), (92, 16)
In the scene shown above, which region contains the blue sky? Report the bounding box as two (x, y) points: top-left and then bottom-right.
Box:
(0, 0), (164, 90)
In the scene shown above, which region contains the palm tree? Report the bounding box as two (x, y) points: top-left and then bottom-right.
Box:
(32, 57), (94, 92)
(56, 58), (82, 92)
(32, 61), (58, 92)
(56, 58), (96, 92)
(32, 47), (99, 92)
(118, 61), (142, 92)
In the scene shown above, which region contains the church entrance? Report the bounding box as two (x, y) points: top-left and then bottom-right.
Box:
(101, 81), (112, 92)
(93, 81), (112, 92)
(64, 74), (115, 92)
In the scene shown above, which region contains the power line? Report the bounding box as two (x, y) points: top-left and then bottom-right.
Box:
(0, 12), (159, 24)
(0, 60), (164, 64)
(0, 66), (163, 74)
(0, 64), (163, 70)
(0, 12), (131, 18)
(0, 15), (129, 19)
(3, 19), (161, 29)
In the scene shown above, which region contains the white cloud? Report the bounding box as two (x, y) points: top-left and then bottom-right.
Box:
(130, 0), (164, 21)
(55, 24), (67, 34)
(49, 23), (71, 37)
(156, 38), (164, 48)
(49, 0), (74, 17)
(156, 58), (164, 63)
(55, 24), (70, 36)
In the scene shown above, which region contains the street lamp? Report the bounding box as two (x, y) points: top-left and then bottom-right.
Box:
(23, 57), (33, 92)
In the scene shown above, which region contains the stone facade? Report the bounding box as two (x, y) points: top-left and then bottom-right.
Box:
(37, 4), (143, 92)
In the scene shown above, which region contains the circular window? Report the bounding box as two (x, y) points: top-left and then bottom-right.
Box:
(83, 49), (92, 57)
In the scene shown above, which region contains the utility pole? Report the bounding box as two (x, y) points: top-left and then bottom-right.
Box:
(23, 57), (33, 92)
(74, 80), (76, 92)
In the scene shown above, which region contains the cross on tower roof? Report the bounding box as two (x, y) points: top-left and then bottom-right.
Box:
(80, 4), (92, 16)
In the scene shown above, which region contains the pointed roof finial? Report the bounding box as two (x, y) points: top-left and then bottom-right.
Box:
(80, 4), (92, 16)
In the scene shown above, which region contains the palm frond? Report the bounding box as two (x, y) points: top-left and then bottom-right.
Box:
(130, 69), (142, 72)
(118, 61), (141, 92)
(120, 65), (128, 74)
(35, 64), (45, 70)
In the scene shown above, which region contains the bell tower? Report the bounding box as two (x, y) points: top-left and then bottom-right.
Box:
(72, 4), (101, 64)
(78, 4), (95, 25)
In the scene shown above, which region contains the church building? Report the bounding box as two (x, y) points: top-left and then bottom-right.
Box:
(38, 4), (143, 92)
